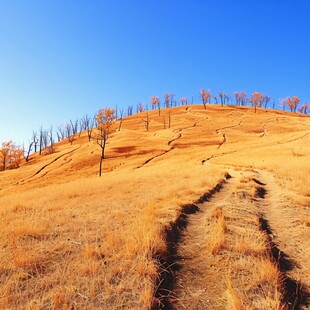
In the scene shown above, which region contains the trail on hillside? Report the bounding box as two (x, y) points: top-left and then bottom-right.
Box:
(154, 169), (309, 309)
(17, 145), (82, 185)
(138, 115), (208, 168)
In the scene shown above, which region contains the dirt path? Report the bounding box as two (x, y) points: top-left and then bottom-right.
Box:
(156, 168), (309, 309)
(257, 169), (310, 309)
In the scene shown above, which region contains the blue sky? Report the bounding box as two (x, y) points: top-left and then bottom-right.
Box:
(0, 0), (309, 144)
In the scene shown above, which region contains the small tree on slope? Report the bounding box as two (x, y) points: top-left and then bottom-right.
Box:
(95, 108), (116, 177)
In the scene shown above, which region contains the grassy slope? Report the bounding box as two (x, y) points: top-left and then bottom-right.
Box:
(0, 104), (309, 309)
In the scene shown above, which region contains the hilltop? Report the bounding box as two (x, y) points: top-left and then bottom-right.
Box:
(0, 104), (309, 309)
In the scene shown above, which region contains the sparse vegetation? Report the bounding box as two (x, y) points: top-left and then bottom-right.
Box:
(0, 105), (309, 309)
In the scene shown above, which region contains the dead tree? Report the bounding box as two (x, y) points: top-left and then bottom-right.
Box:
(127, 105), (133, 116)
(24, 141), (34, 162)
(142, 113), (150, 131)
(56, 125), (66, 142)
(66, 124), (75, 145)
(168, 111), (171, 128)
(39, 126), (43, 155)
(118, 109), (124, 131)
(170, 93), (175, 107)
(81, 114), (95, 141)
(32, 131), (39, 153)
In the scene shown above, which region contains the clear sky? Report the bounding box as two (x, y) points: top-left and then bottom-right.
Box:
(1, 0), (309, 145)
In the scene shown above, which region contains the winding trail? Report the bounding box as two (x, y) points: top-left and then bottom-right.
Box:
(138, 115), (208, 168)
(17, 145), (82, 185)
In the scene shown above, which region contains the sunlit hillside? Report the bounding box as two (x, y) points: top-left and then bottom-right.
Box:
(0, 104), (309, 309)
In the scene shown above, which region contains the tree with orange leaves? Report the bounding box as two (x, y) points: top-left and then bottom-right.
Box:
(164, 93), (170, 108)
(233, 91), (247, 106)
(299, 103), (309, 114)
(280, 96), (300, 112)
(200, 89), (210, 110)
(179, 97), (188, 106)
(151, 96), (160, 115)
(0, 141), (23, 171)
(288, 96), (300, 112)
(95, 108), (116, 176)
(249, 92), (264, 113)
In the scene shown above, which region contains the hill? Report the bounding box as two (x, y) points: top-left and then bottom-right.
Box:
(0, 104), (309, 309)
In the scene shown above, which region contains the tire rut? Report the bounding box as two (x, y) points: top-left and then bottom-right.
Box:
(256, 170), (310, 309)
(152, 174), (230, 309)
(153, 169), (308, 309)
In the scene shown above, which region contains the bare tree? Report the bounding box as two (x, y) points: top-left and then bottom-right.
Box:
(46, 126), (55, 154)
(170, 93), (175, 107)
(32, 131), (39, 153)
(81, 115), (95, 141)
(57, 125), (66, 142)
(24, 141), (34, 162)
(168, 111), (171, 128)
(127, 105), (133, 116)
(118, 109), (124, 131)
(70, 120), (78, 135)
(142, 113), (151, 131)
(264, 95), (272, 108)
(39, 126), (43, 155)
(219, 92), (225, 107)
(66, 123), (75, 145)
(42, 130), (49, 151)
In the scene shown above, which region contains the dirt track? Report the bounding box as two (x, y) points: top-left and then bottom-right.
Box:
(156, 168), (310, 309)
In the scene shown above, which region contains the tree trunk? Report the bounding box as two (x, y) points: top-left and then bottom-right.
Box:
(99, 144), (105, 177)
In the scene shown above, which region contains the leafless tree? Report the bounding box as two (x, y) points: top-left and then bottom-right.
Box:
(39, 126), (45, 155)
(66, 123), (75, 145)
(24, 141), (34, 162)
(264, 95), (272, 108)
(170, 93), (175, 107)
(57, 125), (66, 142)
(46, 126), (55, 154)
(127, 105), (133, 116)
(70, 120), (78, 135)
(168, 111), (171, 128)
(142, 113), (150, 131)
(32, 131), (39, 153)
(118, 108), (124, 131)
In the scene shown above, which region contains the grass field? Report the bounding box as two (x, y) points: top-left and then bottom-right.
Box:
(0, 104), (309, 309)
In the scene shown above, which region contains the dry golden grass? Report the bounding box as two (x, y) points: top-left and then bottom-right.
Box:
(207, 207), (227, 254)
(0, 104), (309, 309)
